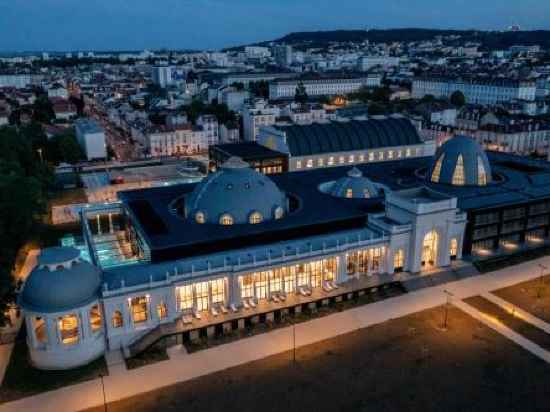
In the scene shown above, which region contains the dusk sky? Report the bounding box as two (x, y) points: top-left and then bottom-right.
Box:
(1, 0), (549, 51)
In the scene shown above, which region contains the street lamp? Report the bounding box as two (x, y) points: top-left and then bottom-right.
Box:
(99, 373), (107, 412)
(537, 264), (547, 299)
(442, 289), (454, 330)
(37, 148), (43, 162)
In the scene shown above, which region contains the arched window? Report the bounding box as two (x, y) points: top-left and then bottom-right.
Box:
(477, 156), (487, 186)
(130, 296), (148, 324)
(249, 211), (263, 224)
(34, 317), (47, 344)
(58, 314), (79, 345)
(452, 155), (465, 186)
(219, 214), (234, 226)
(157, 302), (168, 320)
(450, 238), (458, 260)
(112, 310), (123, 328)
(195, 211), (205, 224)
(431, 154), (445, 183)
(89, 304), (102, 333)
(346, 188), (353, 198)
(274, 206), (284, 220)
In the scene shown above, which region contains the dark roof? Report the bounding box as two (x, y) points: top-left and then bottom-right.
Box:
(276, 118), (422, 157)
(212, 142), (287, 161)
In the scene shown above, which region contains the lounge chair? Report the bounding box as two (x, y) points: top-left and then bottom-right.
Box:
(211, 307), (218, 317)
(220, 305), (229, 314)
(249, 298), (257, 308)
(193, 311), (202, 320)
(182, 314), (193, 324)
(272, 294), (280, 303)
(330, 281), (339, 289)
(278, 292), (286, 301)
(243, 300), (250, 310)
(299, 287), (308, 297)
(230, 303), (239, 313)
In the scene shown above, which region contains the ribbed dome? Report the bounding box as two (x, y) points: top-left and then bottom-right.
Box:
(19, 247), (102, 313)
(186, 157), (287, 225)
(428, 135), (492, 186)
(330, 167), (380, 199)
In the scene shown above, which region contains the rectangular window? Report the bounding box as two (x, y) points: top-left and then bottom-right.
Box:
(296, 160), (302, 169)
(34, 317), (47, 344)
(177, 285), (194, 311)
(296, 264), (309, 286)
(210, 278), (225, 304)
(282, 266), (295, 293)
(131, 296), (148, 324)
(310, 260), (323, 288)
(195, 282), (209, 311)
(393, 249), (404, 272)
(269, 269), (282, 293)
(240, 275), (254, 299)
(58, 314), (79, 345)
(368, 152), (375, 161)
(157, 302), (167, 320)
(255, 271), (268, 299)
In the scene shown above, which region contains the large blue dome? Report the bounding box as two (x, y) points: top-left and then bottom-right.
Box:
(330, 167), (380, 199)
(19, 247), (102, 313)
(186, 157), (287, 225)
(428, 135), (492, 186)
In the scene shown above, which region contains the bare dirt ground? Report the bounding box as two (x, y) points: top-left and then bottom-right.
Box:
(83, 305), (550, 412)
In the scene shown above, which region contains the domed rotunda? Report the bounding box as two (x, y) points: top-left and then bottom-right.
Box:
(428, 135), (492, 186)
(329, 167), (381, 199)
(186, 157), (287, 225)
(19, 247), (105, 370)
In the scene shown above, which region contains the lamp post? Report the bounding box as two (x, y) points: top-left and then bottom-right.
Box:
(537, 264), (547, 299)
(37, 148), (43, 163)
(443, 289), (454, 330)
(292, 321), (296, 365)
(99, 373), (107, 412)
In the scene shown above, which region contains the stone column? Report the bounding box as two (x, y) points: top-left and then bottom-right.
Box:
(229, 274), (240, 305)
(108, 213), (114, 234)
(26, 317), (37, 348)
(46, 317), (58, 346)
(336, 253), (347, 284)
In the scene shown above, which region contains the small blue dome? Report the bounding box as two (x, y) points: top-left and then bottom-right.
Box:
(20, 247), (102, 313)
(428, 135), (492, 186)
(330, 167), (380, 199)
(186, 157), (287, 225)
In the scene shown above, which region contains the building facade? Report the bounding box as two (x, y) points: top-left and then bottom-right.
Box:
(269, 76), (382, 100)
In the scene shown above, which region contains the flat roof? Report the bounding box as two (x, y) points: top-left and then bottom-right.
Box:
(211, 142), (287, 161)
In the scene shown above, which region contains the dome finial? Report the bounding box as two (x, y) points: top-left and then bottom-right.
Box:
(347, 167), (363, 178)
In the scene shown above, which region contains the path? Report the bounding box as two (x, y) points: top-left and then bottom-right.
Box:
(2, 255), (550, 412)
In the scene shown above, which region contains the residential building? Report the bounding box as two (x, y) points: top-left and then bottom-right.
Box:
(75, 118), (107, 160)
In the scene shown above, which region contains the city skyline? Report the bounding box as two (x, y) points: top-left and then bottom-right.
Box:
(1, 0), (550, 52)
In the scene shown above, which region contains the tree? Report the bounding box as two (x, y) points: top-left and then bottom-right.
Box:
(32, 94), (55, 124)
(249, 80), (269, 99)
(450, 90), (466, 107)
(47, 131), (84, 164)
(294, 81), (308, 105)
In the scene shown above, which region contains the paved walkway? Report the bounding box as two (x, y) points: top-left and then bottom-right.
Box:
(453, 299), (550, 363)
(482, 292), (550, 334)
(2, 255), (550, 412)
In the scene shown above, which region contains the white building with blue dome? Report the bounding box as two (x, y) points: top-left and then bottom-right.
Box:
(19, 134), (550, 369)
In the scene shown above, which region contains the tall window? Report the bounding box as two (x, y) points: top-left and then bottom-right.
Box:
(450, 238), (458, 260)
(240, 275), (254, 299)
(296, 264), (309, 286)
(177, 285), (193, 311)
(34, 317), (47, 344)
(58, 314), (79, 345)
(477, 156), (487, 186)
(394, 249), (404, 272)
(370, 247), (383, 273)
(195, 282), (209, 311)
(283, 266), (296, 293)
(255, 272), (268, 299)
(310, 261), (323, 288)
(346, 188), (353, 198)
(89, 305), (102, 333)
(452, 155), (465, 186)
(210, 278), (225, 304)
(112, 311), (123, 328)
(269, 269), (282, 293)
(431, 154), (445, 183)
(157, 302), (168, 320)
(131, 296), (148, 324)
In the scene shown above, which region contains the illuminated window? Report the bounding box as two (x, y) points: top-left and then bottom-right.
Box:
(34, 317), (47, 344)
(306, 159), (313, 168)
(378, 152), (384, 161)
(388, 150), (394, 159)
(450, 238), (458, 259)
(131, 296), (148, 324)
(328, 157), (335, 166)
(283, 266), (296, 293)
(397, 150), (402, 158)
(348, 155), (354, 163)
(339, 156), (345, 164)
(210, 278), (225, 304)
(177, 285), (193, 311)
(58, 314), (79, 345)
(318, 158), (324, 167)
(112, 311), (123, 328)
(310, 261), (323, 288)
(274, 206), (284, 220)
(195, 282), (209, 311)
(157, 302), (168, 320)
(477, 156), (487, 186)
(346, 188), (353, 198)
(452, 155), (465, 186)
(255, 271), (268, 299)
(394, 249), (404, 272)
(406, 148), (411, 157)
(269, 269), (282, 293)
(296, 264), (309, 286)
(368, 152), (375, 162)
(195, 211), (205, 224)
(296, 160), (302, 169)
(431, 154), (445, 183)
(249, 211), (263, 224)
(359, 154), (365, 162)
(219, 214), (234, 226)
(240, 275), (254, 299)
(90, 304), (102, 333)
